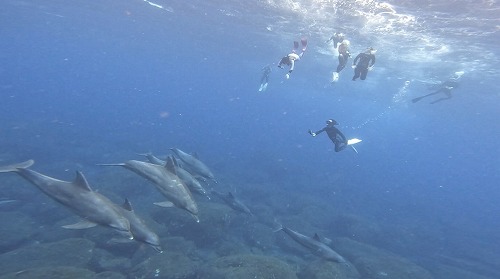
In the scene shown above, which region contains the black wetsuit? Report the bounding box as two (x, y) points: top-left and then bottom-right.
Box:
(260, 66), (272, 84)
(314, 125), (348, 152)
(352, 52), (376, 81)
(413, 80), (459, 104)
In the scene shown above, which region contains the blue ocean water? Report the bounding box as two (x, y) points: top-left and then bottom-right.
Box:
(1, 0), (499, 278)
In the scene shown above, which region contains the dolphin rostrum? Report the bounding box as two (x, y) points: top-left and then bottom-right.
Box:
(170, 148), (217, 183)
(117, 198), (162, 252)
(276, 225), (348, 264)
(211, 190), (252, 215)
(98, 158), (199, 222)
(0, 160), (133, 239)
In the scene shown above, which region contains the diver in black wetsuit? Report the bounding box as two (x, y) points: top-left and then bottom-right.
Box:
(352, 47), (376, 81)
(412, 80), (459, 104)
(258, 65), (272, 92)
(308, 119), (348, 152)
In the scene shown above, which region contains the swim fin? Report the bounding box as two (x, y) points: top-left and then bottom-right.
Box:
(301, 38), (308, 48)
(412, 96), (423, 103)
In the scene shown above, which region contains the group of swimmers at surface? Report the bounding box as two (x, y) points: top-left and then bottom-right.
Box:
(258, 32), (377, 92)
(257, 33), (462, 152)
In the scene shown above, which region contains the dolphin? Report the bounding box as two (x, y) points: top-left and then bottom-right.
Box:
(98, 158), (199, 222)
(0, 160), (133, 239)
(170, 148), (217, 183)
(139, 153), (210, 199)
(137, 152), (166, 165)
(117, 198), (162, 252)
(170, 156), (210, 199)
(211, 190), (252, 215)
(276, 225), (348, 264)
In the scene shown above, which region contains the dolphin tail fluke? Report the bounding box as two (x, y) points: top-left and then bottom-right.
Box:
(272, 218), (284, 233)
(0, 160), (34, 173)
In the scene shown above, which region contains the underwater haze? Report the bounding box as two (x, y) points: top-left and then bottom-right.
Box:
(1, 0), (499, 278)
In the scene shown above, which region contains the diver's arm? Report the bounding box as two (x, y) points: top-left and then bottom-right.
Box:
(370, 55), (376, 67)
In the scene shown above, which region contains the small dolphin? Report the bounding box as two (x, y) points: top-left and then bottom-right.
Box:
(211, 190), (252, 215)
(117, 198), (162, 252)
(276, 225), (347, 264)
(0, 160), (133, 239)
(170, 148), (217, 183)
(98, 159), (199, 222)
(139, 153), (210, 199)
(170, 156), (210, 199)
(137, 152), (166, 165)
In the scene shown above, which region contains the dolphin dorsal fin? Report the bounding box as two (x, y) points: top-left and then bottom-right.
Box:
(192, 152), (199, 159)
(313, 233), (321, 242)
(74, 171), (92, 191)
(122, 198), (133, 211)
(171, 156), (180, 167)
(165, 156), (177, 175)
(227, 192), (235, 199)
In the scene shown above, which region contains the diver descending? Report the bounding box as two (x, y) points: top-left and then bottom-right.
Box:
(412, 72), (463, 104)
(278, 38), (307, 79)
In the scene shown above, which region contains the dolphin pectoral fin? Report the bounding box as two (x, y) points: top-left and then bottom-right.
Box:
(153, 201), (175, 207)
(108, 237), (134, 244)
(0, 159), (35, 173)
(62, 220), (98, 229)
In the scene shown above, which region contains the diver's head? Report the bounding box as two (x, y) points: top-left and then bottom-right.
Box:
(326, 119), (338, 126)
(341, 39), (350, 46)
(366, 47), (376, 54)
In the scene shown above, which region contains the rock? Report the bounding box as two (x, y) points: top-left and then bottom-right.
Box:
(0, 238), (95, 276)
(298, 259), (361, 279)
(0, 212), (36, 252)
(130, 250), (199, 279)
(200, 254), (299, 279)
(334, 237), (434, 279)
(0, 266), (95, 279)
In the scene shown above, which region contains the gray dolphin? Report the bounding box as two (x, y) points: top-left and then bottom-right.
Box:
(170, 156), (210, 199)
(117, 198), (162, 252)
(98, 159), (199, 222)
(0, 160), (133, 239)
(277, 225), (348, 264)
(170, 148), (217, 183)
(139, 153), (210, 199)
(137, 152), (166, 165)
(211, 190), (252, 215)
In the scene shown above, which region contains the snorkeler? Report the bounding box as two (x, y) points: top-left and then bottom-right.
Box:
(308, 119), (348, 152)
(352, 47), (376, 81)
(258, 64), (272, 92)
(326, 32), (345, 48)
(412, 72), (463, 104)
(278, 38), (307, 79)
(332, 39), (351, 82)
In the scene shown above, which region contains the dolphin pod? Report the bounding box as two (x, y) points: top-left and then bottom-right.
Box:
(138, 153), (210, 199)
(0, 160), (133, 240)
(277, 225), (348, 264)
(98, 158), (199, 222)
